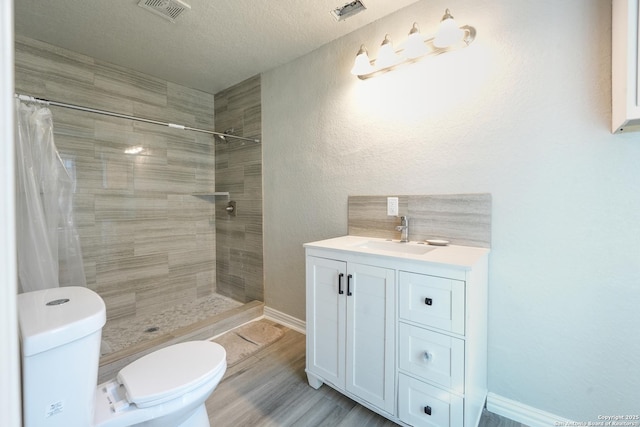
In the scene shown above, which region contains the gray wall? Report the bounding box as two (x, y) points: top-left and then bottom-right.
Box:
(262, 0), (640, 421)
(214, 75), (263, 303)
(15, 36), (219, 320)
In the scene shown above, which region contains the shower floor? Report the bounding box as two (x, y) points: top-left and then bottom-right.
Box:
(100, 292), (243, 357)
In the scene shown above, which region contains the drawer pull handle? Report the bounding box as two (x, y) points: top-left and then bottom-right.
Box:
(338, 273), (344, 295)
(424, 406), (432, 416)
(424, 351), (433, 361)
(425, 297), (433, 306)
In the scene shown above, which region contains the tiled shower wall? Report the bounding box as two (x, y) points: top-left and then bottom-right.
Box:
(214, 75), (263, 302)
(14, 36), (220, 320)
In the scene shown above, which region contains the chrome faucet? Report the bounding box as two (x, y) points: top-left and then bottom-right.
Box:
(395, 216), (409, 242)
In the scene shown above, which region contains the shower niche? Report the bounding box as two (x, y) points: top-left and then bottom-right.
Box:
(192, 192), (236, 216)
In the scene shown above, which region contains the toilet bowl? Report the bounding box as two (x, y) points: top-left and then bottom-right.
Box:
(18, 287), (227, 427)
(94, 340), (226, 427)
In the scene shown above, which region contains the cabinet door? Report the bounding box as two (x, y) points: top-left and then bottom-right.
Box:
(345, 262), (396, 414)
(306, 256), (347, 388)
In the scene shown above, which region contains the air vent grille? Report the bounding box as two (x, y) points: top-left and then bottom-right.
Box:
(331, 1), (367, 22)
(138, 0), (191, 23)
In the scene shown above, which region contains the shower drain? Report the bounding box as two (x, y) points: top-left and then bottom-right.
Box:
(144, 326), (160, 333)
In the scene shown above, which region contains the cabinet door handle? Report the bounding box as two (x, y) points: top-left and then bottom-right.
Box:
(338, 273), (344, 295)
(424, 406), (432, 416)
(425, 297), (433, 306)
(347, 274), (353, 296)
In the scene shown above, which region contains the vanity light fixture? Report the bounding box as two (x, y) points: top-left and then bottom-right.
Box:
(376, 35), (402, 69)
(350, 45), (375, 75)
(404, 23), (430, 59)
(433, 8), (465, 48)
(350, 8), (476, 79)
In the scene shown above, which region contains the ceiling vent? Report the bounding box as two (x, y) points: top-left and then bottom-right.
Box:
(138, 0), (191, 23)
(331, 1), (367, 22)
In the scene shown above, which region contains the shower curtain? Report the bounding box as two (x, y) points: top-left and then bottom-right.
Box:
(14, 99), (86, 293)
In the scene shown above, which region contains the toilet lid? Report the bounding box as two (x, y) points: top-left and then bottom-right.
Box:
(117, 341), (226, 408)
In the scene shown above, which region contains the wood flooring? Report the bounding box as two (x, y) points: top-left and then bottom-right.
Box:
(205, 325), (527, 427)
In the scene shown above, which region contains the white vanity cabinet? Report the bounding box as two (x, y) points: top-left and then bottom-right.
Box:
(305, 254), (396, 415)
(305, 236), (489, 427)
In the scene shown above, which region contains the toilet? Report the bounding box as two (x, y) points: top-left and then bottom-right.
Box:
(17, 286), (227, 427)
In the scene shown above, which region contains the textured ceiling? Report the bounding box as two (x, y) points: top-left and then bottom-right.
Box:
(14, 0), (421, 94)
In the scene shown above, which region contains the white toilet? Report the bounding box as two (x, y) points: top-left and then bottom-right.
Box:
(18, 286), (227, 427)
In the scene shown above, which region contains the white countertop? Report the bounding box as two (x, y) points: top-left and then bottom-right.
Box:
(304, 235), (490, 269)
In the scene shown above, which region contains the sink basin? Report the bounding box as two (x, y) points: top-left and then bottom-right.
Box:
(355, 240), (436, 255)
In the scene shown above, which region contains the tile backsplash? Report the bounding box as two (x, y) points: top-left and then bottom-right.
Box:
(348, 194), (492, 248)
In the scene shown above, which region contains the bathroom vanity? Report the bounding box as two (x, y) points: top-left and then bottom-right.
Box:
(305, 235), (489, 427)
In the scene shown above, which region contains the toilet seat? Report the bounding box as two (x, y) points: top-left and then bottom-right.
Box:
(117, 341), (226, 408)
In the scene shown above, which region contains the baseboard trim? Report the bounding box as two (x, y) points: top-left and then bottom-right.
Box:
(264, 306), (306, 335)
(487, 392), (573, 427)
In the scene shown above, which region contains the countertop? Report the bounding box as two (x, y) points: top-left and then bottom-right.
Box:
(304, 235), (490, 270)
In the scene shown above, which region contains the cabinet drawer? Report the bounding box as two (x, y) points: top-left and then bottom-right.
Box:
(399, 271), (465, 335)
(399, 323), (464, 393)
(398, 374), (463, 427)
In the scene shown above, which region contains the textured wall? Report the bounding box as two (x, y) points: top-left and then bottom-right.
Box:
(214, 75), (263, 303)
(263, 0), (640, 421)
(14, 36), (218, 320)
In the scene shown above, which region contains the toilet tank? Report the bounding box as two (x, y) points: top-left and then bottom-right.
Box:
(18, 286), (106, 427)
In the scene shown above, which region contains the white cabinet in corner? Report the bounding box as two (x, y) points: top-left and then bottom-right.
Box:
(612, 0), (640, 133)
(305, 254), (396, 416)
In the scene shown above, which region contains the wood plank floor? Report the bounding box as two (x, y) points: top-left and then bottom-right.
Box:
(205, 325), (527, 427)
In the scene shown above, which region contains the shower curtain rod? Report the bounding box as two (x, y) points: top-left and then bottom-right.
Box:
(14, 93), (261, 144)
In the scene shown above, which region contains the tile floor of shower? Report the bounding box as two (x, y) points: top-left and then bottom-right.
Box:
(100, 292), (244, 357)
(97, 288), (264, 384)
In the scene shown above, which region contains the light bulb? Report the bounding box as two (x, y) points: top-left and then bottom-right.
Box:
(403, 23), (429, 59)
(350, 45), (375, 75)
(433, 9), (464, 48)
(375, 35), (401, 69)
